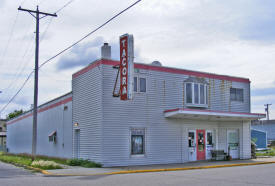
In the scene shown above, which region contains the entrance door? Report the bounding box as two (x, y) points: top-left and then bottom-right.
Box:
(206, 130), (214, 160)
(197, 129), (205, 160)
(188, 130), (196, 161)
(227, 129), (239, 159)
(74, 129), (80, 159)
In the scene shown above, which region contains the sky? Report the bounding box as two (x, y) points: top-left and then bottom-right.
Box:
(0, 0), (274, 119)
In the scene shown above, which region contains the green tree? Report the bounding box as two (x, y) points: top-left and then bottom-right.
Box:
(6, 109), (23, 120)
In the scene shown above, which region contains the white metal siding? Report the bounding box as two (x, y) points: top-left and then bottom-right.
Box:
(72, 65), (103, 163)
(6, 93), (73, 158)
(100, 64), (250, 166)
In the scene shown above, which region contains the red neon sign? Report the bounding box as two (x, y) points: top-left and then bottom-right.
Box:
(120, 35), (128, 100)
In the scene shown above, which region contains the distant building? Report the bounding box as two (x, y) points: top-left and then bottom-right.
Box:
(252, 120), (275, 144)
(0, 119), (7, 151)
(251, 129), (267, 149)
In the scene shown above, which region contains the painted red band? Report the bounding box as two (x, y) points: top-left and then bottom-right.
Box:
(7, 97), (72, 125)
(164, 108), (266, 116)
(72, 59), (250, 83)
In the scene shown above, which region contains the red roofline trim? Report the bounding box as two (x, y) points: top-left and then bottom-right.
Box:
(164, 108), (266, 116)
(7, 97), (72, 125)
(72, 59), (250, 83)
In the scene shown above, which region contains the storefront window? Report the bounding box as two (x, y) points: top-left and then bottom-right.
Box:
(131, 129), (145, 155)
(188, 132), (195, 147)
(207, 132), (212, 145)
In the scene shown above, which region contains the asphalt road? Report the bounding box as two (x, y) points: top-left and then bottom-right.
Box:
(1, 161), (275, 186)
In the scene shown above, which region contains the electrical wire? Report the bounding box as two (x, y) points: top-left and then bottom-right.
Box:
(0, 71), (34, 114)
(0, 0), (142, 115)
(55, 0), (75, 14)
(40, 0), (141, 69)
(0, 11), (19, 68)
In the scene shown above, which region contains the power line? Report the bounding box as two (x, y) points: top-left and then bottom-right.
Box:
(0, 0), (142, 115)
(0, 71), (34, 114)
(55, 0), (75, 13)
(0, 11), (19, 68)
(40, 0), (141, 69)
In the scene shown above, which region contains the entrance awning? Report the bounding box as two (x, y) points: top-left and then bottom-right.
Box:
(164, 108), (266, 121)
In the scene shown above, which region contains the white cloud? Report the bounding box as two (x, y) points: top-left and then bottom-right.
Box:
(0, 0), (275, 119)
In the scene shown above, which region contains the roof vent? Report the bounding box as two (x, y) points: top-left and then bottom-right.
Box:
(101, 43), (111, 60)
(151, 61), (162, 66)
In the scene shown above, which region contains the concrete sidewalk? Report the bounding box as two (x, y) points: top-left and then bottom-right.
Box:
(44, 157), (275, 176)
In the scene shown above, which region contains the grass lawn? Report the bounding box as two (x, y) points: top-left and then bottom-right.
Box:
(0, 152), (101, 170)
(256, 147), (275, 157)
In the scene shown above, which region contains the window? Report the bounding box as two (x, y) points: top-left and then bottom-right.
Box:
(207, 131), (213, 145)
(0, 127), (2, 132)
(134, 77), (138, 92)
(131, 129), (145, 155)
(185, 82), (208, 107)
(188, 132), (195, 147)
(133, 77), (146, 93)
(230, 88), (243, 102)
(140, 78), (146, 92)
(48, 131), (57, 143)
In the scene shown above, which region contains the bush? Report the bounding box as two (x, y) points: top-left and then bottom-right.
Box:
(66, 158), (102, 168)
(31, 160), (63, 170)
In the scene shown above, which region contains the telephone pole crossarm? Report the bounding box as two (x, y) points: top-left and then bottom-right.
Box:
(18, 6), (57, 17)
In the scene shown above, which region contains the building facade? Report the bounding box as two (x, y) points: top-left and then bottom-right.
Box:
(7, 43), (265, 167)
(0, 119), (7, 151)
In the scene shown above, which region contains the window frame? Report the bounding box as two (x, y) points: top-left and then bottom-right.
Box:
(230, 88), (244, 102)
(185, 82), (208, 107)
(133, 76), (147, 93)
(130, 128), (146, 157)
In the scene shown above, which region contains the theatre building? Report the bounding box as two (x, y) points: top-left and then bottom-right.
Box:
(7, 35), (265, 167)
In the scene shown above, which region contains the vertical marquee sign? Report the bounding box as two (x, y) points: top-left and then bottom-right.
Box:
(120, 34), (134, 100)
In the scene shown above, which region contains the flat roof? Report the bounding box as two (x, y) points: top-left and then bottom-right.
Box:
(73, 59), (250, 83)
(7, 92), (72, 124)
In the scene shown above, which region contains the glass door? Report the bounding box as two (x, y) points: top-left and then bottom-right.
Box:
(188, 130), (196, 161)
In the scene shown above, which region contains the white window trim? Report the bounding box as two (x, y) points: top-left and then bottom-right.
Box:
(129, 127), (146, 158)
(134, 76), (147, 94)
(185, 82), (208, 107)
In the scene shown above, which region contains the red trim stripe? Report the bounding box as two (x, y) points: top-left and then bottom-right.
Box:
(72, 59), (250, 83)
(164, 108), (266, 116)
(7, 97), (72, 125)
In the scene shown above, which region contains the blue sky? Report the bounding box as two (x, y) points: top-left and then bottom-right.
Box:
(0, 0), (274, 119)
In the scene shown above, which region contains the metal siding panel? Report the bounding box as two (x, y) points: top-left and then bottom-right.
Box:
(101, 65), (250, 166)
(252, 124), (275, 140)
(6, 93), (73, 158)
(72, 65), (103, 163)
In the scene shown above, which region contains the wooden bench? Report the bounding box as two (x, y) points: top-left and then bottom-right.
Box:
(211, 150), (227, 160)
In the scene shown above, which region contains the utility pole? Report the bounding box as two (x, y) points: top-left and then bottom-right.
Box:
(18, 6), (57, 158)
(264, 104), (272, 120)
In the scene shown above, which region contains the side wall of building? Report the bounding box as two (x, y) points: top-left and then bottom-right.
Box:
(252, 123), (275, 140)
(7, 93), (73, 158)
(72, 61), (103, 163)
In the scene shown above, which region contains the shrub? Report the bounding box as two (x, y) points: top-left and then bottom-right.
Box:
(31, 160), (63, 170)
(66, 158), (102, 168)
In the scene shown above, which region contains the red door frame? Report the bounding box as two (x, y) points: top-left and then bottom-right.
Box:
(196, 129), (206, 160)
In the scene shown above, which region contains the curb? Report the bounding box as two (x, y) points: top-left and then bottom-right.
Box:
(42, 161), (275, 177)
